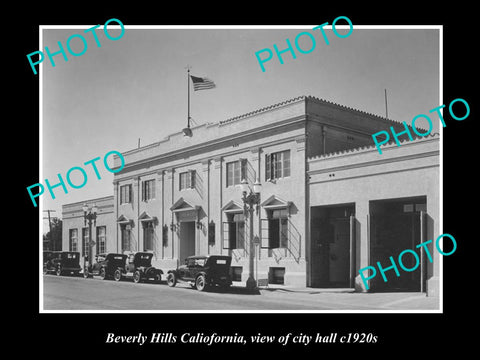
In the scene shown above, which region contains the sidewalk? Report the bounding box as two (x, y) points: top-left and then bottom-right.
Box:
(260, 285), (355, 294)
(232, 281), (355, 293)
(231, 282), (440, 310)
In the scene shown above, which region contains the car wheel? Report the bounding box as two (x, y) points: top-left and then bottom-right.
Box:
(100, 267), (107, 280)
(114, 269), (122, 282)
(56, 266), (62, 276)
(196, 275), (207, 292)
(133, 270), (142, 283)
(166, 273), (176, 287)
(154, 273), (162, 283)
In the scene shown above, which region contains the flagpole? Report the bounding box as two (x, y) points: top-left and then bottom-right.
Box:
(187, 66), (191, 128)
(183, 65), (193, 137)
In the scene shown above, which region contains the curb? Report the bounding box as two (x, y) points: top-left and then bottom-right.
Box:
(231, 282), (356, 294)
(259, 287), (356, 294)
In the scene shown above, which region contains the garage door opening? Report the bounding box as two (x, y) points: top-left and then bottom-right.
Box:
(369, 196), (427, 292)
(310, 204), (355, 288)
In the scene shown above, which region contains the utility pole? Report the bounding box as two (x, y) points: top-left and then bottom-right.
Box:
(384, 88), (389, 119)
(43, 210), (56, 250)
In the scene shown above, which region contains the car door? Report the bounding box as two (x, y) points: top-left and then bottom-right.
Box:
(177, 259), (189, 280)
(190, 258), (205, 280)
(92, 258), (102, 275)
(185, 259), (196, 280)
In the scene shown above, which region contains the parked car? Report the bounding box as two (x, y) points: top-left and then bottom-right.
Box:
(43, 251), (54, 270)
(84, 253), (127, 280)
(43, 251), (82, 276)
(166, 255), (232, 291)
(114, 252), (163, 283)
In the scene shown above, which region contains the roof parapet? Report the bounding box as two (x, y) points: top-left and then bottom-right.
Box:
(308, 132), (440, 161)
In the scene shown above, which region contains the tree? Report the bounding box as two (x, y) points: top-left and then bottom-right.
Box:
(44, 218), (62, 251)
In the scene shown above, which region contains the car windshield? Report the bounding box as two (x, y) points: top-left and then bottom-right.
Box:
(195, 259), (206, 266)
(186, 258), (206, 267)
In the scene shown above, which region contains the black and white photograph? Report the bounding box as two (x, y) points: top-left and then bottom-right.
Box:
(17, 6), (475, 355)
(39, 23), (442, 312)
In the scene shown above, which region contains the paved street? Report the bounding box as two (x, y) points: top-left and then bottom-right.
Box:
(42, 274), (440, 311)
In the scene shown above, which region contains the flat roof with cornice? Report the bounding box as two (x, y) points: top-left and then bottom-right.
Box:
(112, 95), (409, 172)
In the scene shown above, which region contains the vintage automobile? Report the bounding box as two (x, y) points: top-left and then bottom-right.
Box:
(83, 253), (128, 280)
(166, 255), (232, 291)
(43, 251), (54, 272)
(43, 251), (82, 276)
(114, 252), (163, 283)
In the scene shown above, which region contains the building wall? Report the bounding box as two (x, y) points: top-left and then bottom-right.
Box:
(111, 97), (317, 285)
(62, 196), (115, 268)
(305, 97), (420, 158)
(308, 134), (440, 295)
(61, 96), (439, 290)
(113, 130), (308, 284)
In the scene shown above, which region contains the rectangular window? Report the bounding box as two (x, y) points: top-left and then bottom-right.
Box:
(69, 229), (78, 252)
(415, 203), (426, 212)
(82, 227), (89, 257)
(403, 203), (427, 213)
(179, 171), (195, 190)
(261, 213), (289, 249)
(142, 179), (155, 201)
(208, 221), (215, 245)
(229, 214), (245, 249)
(96, 226), (106, 254)
(280, 218), (289, 248)
(266, 153), (271, 181)
(143, 222), (154, 251)
(231, 266), (243, 282)
(120, 184), (132, 204)
(223, 214), (245, 250)
(269, 267), (285, 285)
(121, 226), (131, 252)
(265, 150), (290, 181)
(226, 159), (247, 187)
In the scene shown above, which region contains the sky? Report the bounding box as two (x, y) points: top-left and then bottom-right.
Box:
(40, 25), (440, 233)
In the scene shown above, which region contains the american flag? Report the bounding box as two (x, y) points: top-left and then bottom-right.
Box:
(190, 75), (216, 91)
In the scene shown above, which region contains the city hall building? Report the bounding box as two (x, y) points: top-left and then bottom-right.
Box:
(62, 195), (115, 262)
(62, 95), (440, 295)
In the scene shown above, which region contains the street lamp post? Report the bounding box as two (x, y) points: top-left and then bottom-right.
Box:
(240, 178), (262, 290)
(82, 203), (98, 275)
